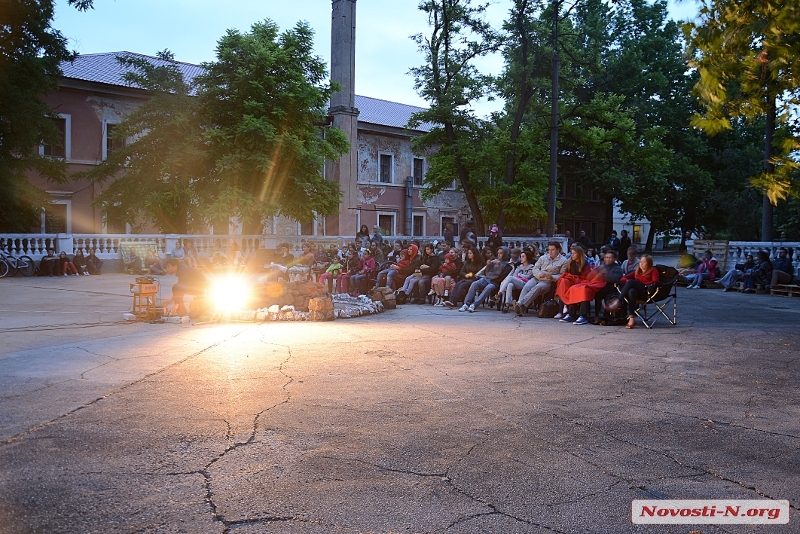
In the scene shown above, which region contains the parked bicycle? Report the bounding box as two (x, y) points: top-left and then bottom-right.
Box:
(0, 250), (37, 277)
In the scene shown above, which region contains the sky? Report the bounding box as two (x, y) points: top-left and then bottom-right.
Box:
(53, 0), (700, 117)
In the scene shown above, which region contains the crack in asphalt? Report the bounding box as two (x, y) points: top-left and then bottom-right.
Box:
(559, 415), (800, 512)
(200, 344), (296, 533)
(0, 378), (74, 400)
(0, 326), (253, 446)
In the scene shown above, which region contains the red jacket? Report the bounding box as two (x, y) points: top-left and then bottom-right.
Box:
(621, 268), (660, 285)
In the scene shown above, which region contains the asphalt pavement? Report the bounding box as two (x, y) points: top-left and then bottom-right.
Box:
(0, 267), (798, 533)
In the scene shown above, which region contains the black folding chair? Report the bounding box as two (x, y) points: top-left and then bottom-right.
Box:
(630, 264), (678, 329)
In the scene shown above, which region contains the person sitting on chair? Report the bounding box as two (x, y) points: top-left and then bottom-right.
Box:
(616, 254), (660, 329)
(513, 242), (569, 316)
(164, 259), (209, 316)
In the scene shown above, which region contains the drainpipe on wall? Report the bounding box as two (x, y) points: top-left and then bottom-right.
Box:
(405, 176), (413, 236)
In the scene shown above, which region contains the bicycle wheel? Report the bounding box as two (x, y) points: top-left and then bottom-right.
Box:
(0, 259), (11, 278)
(17, 256), (36, 276)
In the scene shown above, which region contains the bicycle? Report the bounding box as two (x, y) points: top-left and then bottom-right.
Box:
(0, 250), (37, 277)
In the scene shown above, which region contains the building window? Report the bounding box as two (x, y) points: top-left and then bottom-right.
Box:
(413, 157), (424, 186)
(379, 153), (393, 183)
(44, 203), (68, 233)
(378, 213), (395, 236)
(413, 215), (425, 237)
(441, 216), (455, 235)
(103, 122), (126, 160)
(633, 224), (642, 243)
(41, 115), (70, 159)
(300, 219), (314, 236)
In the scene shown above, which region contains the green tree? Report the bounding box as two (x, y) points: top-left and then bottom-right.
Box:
(83, 52), (209, 233)
(197, 20), (348, 234)
(684, 0), (800, 239)
(0, 0), (92, 231)
(409, 0), (500, 234)
(86, 20), (348, 234)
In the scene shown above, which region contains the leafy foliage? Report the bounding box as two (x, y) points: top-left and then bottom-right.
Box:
(685, 0), (800, 204)
(409, 0), (501, 233)
(0, 0), (92, 231)
(85, 20), (348, 234)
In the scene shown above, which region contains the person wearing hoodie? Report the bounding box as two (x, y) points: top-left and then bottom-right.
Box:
(498, 249), (536, 312)
(445, 246), (485, 307)
(430, 252), (459, 306)
(397, 244), (432, 301)
(485, 225), (504, 255)
(459, 246), (512, 312)
(374, 243), (413, 289)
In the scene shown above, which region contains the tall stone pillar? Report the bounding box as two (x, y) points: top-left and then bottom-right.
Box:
(327, 0), (359, 237)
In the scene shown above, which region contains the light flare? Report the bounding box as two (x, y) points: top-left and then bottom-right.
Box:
(208, 275), (251, 314)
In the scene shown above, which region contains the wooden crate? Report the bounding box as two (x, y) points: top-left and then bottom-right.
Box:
(770, 284), (800, 298)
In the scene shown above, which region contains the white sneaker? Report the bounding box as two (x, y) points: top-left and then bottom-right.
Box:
(554, 312), (563, 319)
(443, 290), (449, 297)
(427, 289), (435, 296)
(468, 304), (475, 312)
(434, 298), (444, 307)
(458, 304), (468, 312)
(63, 273), (68, 277)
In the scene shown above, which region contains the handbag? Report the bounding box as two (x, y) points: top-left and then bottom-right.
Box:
(538, 300), (560, 318)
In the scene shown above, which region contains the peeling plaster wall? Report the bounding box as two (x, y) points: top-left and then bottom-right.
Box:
(355, 130), (470, 236)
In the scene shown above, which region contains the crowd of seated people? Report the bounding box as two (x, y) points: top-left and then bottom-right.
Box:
(38, 248), (103, 276)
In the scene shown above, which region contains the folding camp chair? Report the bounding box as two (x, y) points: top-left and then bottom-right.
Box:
(630, 264), (678, 329)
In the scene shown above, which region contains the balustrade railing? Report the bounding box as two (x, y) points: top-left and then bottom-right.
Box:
(0, 232), (575, 261)
(688, 240), (800, 278)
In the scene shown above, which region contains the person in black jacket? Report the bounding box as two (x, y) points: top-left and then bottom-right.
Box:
(165, 259), (209, 316)
(446, 246), (485, 307)
(485, 225), (503, 255)
(618, 230), (632, 256)
(413, 243), (441, 303)
(459, 246), (513, 312)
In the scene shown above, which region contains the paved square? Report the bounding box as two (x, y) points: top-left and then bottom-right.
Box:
(0, 272), (798, 533)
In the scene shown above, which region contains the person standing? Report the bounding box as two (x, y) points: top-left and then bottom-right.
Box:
(618, 230), (632, 255)
(606, 231), (621, 254)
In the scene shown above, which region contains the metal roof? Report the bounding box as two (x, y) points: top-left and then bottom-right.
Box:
(59, 52), (433, 132)
(59, 52), (205, 90)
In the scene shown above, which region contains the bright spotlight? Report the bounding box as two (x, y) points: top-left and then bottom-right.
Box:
(208, 275), (250, 314)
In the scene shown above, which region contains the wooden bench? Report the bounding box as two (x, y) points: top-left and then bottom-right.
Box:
(770, 284), (800, 298)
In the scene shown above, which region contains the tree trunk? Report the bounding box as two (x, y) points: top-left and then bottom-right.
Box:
(762, 92), (775, 241)
(645, 225), (657, 253)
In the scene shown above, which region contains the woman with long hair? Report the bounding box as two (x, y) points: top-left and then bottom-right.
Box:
(616, 254), (660, 329)
(498, 249), (536, 313)
(554, 245), (592, 322)
(445, 246), (485, 308)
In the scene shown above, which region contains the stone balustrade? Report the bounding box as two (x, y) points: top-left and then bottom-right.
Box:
(0, 232), (572, 261)
(688, 240), (800, 278)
